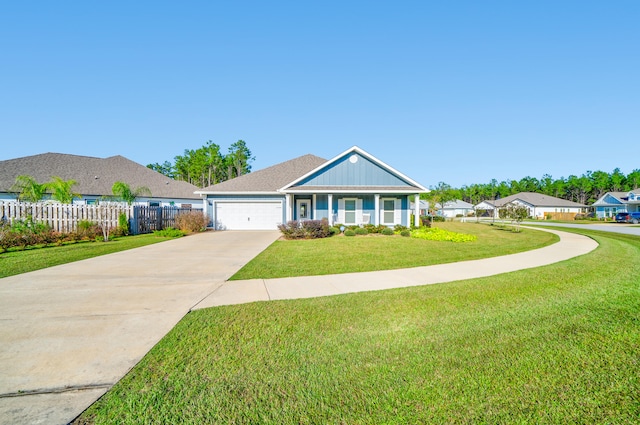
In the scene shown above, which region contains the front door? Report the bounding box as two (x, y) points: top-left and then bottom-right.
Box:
(297, 199), (311, 221)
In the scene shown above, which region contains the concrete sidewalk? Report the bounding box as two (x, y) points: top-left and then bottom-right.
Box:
(0, 230), (280, 425)
(193, 227), (598, 309)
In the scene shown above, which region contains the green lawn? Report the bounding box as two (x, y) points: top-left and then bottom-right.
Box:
(0, 234), (177, 279)
(76, 228), (640, 424)
(231, 222), (558, 280)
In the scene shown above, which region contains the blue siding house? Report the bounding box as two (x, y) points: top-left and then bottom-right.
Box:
(592, 190), (640, 219)
(196, 146), (428, 230)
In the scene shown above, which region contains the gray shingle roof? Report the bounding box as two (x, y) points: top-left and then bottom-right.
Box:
(438, 199), (474, 209)
(494, 192), (587, 208)
(196, 154), (327, 193)
(0, 153), (200, 199)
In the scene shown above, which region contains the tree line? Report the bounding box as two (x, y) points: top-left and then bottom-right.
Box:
(147, 140), (254, 188)
(430, 168), (640, 206)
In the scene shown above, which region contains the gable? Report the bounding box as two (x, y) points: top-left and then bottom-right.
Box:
(598, 193), (625, 205)
(292, 152), (417, 189)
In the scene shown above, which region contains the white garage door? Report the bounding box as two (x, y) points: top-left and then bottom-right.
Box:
(215, 202), (283, 230)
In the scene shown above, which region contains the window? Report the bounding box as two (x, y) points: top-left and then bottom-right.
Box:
(344, 199), (356, 224)
(380, 199), (399, 225)
(383, 199), (394, 224)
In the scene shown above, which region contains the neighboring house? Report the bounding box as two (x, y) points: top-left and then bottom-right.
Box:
(410, 200), (429, 216)
(196, 146), (428, 230)
(592, 189), (640, 218)
(436, 199), (474, 218)
(474, 192), (587, 219)
(0, 153), (201, 207)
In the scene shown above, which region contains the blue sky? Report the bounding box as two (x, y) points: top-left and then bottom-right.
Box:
(1, 1), (638, 188)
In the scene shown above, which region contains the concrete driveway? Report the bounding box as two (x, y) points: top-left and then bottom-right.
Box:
(0, 230), (280, 425)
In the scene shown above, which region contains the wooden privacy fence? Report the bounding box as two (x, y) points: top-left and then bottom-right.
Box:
(544, 212), (578, 221)
(130, 206), (200, 235)
(0, 201), (131, 233)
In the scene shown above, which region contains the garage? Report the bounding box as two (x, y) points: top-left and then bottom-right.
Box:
(214, 201), (283, 230)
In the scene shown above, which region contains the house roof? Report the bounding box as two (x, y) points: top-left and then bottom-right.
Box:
(438, 199), (474, 209)
(196, 154), (327, 194)
(197, 147), (428, 195)
(494, 192), (587, 208)
(281, 146), (428, 193)
(0, 153), (200, 199)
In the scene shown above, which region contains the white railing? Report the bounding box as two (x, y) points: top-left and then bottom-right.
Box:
(0, 201), (132, 233)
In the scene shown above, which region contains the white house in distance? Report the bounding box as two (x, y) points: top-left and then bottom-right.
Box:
(475, 192), (587, 219)
(592, 189), (640, 219)
(436, 200), (474, 218)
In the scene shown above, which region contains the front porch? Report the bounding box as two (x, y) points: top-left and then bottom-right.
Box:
(284, 193), (421, 227)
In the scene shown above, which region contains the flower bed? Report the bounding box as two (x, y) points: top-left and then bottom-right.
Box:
(411, 226), (477, 242)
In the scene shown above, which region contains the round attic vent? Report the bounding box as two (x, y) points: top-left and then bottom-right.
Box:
(349, 154), (358, 164)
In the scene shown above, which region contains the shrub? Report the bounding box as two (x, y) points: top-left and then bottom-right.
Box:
(175, 211), (209, 233)
(278, 219), (331, 239)
(329, 226), (340, 236)
(364, 224), (387, 234)
(344, 229), (356, 237)
(432, 215), (445, 222)
(393, 225), (408, 233)
(0, 218), (71, 251)
(73, 220), (101, 241)
(400, 229), (411, 237)
(381, 227), (394, 236)
(354, 227), (368, 235)
(118, 212), (129, 236)
(420, 216), (432, 228)
(154, 228), (185, 238)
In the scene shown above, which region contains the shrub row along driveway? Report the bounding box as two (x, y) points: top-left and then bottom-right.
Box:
(0, 230), (280, 425)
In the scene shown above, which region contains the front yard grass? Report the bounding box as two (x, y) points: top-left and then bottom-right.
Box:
(76, 228), (639, 424)
(0, 234), (177, 279)
(231, 222), (557, 280)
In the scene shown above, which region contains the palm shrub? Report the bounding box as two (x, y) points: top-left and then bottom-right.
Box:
(48, 176), (79, 203)
(11, 175), (47, 202)
(112, 181), (152, 205)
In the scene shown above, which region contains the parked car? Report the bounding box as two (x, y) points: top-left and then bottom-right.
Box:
(614, 212), (640, 223)
(615, 212), (630, 223)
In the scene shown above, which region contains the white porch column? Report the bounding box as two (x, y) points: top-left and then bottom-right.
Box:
(414, 194), (420, 227)
(201, 196), (209, 226)
(374, 194), (380, 226)
(285, 194), (293, 222)
(312, 194), (317, 220)
(328, 194), (333, 226)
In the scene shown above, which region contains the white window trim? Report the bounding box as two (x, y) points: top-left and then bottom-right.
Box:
(339, 197), (363, 225)
(381, 197), (399, 225)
